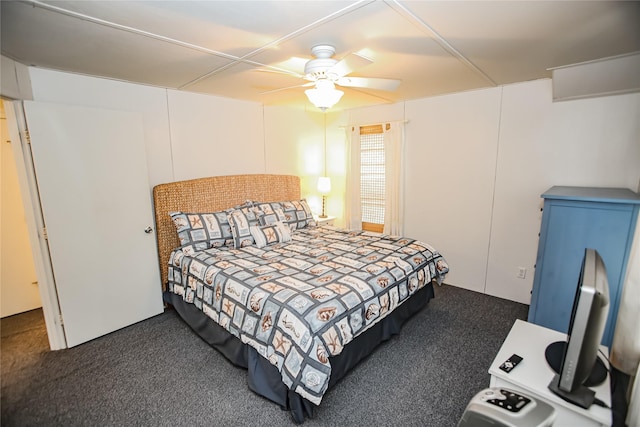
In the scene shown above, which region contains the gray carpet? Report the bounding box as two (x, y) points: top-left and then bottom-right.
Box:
(1, 284), (528, 426)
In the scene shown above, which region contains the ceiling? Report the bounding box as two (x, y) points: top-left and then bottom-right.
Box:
(2, 1), (639, 111)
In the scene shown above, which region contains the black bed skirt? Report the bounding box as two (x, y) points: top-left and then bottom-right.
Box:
(164, 282), (435, 423)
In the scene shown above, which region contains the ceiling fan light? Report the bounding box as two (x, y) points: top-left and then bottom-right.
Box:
(305, 80), (344, 111)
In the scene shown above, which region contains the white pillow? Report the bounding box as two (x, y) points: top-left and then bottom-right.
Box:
(249, 221), (291, 248)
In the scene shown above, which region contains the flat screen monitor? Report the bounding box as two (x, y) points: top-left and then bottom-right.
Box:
(545, 248), (610, 409)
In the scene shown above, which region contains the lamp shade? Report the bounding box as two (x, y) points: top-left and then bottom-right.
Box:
(305, 80), (344, 111)
(317, 176), (331, 194)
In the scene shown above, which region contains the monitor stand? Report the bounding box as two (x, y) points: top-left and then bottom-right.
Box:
(544, 341), (607, 386)
(544, 341), (608, 409)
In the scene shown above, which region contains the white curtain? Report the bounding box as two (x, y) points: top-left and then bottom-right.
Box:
(344, 126), (362, 230)
(383, 122), (405, 236)
(611, 216), (640, 427)
(611, 215), (640, 375)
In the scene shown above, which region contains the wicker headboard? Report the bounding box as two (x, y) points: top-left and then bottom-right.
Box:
(153, 174), (300, 290)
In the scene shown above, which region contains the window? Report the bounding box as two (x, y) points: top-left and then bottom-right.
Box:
(360, 124), (384, 233)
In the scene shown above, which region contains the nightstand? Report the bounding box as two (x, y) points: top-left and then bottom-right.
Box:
(314, 215), (336, 226)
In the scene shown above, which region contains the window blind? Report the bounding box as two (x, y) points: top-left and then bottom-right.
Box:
(360, 125), (384, 228)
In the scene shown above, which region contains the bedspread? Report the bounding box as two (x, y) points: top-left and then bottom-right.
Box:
(167, 226), (448, 405)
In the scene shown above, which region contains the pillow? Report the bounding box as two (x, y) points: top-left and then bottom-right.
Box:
(280, 199), (316, 229)
(250, 222), (292, 248)
(254, 202), (287, 225)
(169, 211), (234, 249)
(227, 207), (261, 248)
(255, 199), (316, 230)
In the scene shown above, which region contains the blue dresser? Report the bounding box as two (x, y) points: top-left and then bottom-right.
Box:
(528, 186), (640, 347)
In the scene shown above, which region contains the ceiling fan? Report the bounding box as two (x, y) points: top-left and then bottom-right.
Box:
(261, 45), (401, 110)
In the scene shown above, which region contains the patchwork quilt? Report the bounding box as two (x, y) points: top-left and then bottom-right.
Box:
(167, 225), (448, 405)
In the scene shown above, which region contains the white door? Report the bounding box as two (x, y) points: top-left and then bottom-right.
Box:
(23, 101), (163, 347)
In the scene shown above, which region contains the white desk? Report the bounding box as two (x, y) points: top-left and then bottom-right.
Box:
(489, 319), (611, 427)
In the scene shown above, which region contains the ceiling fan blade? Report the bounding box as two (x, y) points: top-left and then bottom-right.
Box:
(329, 52), (373, 78)
(280, 56), (309, 74)
(253, 67), (305, 79)
(260, 82), (314, 95)
(336, 76), (401, 91)
(254, 56), (309, 78)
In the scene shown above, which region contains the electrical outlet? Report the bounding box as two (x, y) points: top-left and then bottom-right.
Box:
(517, 267), (527, 279)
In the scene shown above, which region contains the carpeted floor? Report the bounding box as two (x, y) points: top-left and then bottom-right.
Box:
(1, 284), (529, 426)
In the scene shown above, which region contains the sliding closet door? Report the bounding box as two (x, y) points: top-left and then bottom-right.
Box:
(23, 101), (163, 347)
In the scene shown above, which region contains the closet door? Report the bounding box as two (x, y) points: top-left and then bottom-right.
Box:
(23, 101), (163, 347)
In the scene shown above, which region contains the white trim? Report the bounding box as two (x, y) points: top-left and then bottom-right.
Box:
(5, 100), (67, 350)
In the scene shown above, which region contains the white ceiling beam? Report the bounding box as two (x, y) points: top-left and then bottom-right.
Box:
(385, 0), (497, 87)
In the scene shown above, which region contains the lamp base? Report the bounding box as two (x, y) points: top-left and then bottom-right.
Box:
(320, 195), (328, 218)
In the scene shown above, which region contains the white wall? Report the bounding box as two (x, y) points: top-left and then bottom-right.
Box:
(28, 68), (272, 188)
(28, 68), (173, 188)
(487, 80), (640, 303)
(23, 68), (640, 306)
(263, 106), (321, 195)
(405, 88), (502, 294)
(1, 55), (33, 100)
(340, 79), (640, 304)
(167, 90), (265, 181)
(263, 106), (346, 219)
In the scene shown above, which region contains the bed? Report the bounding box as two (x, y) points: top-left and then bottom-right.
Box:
(153, 174), (448, 423)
